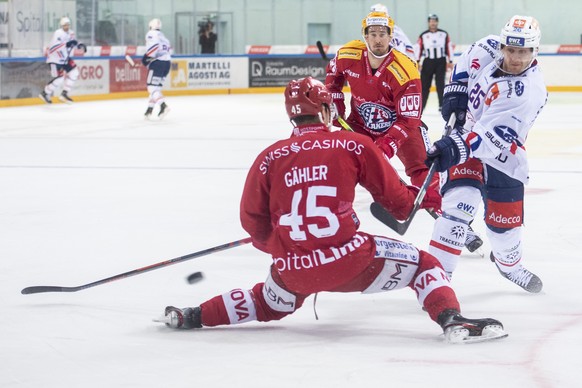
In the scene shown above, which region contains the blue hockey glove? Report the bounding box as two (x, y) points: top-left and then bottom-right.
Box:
(77, 43), (87, 53)
(425, 133), (469, 172)
(441, 82), (468, 127)
(141, 54), (153, 66)
(66, 40), (78, 48)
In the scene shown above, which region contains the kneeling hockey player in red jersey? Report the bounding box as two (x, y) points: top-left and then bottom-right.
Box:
(160, 77), (507, 343)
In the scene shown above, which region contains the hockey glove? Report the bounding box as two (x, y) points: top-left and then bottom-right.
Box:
(407, 185), (442, 212)
(66, 40), (78, 48)
(330, 92), (346, 128)
(425, 133), (469, 172)
(77, 43), (87, 53)
(141, 54), (153, 66)
(441, 82), (468, 127)
(375, 136), (399, 159)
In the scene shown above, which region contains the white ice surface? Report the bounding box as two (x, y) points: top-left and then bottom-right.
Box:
(1, 92), (581, 388)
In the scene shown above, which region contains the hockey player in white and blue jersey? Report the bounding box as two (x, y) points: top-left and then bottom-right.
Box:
(425, 15), (547, 293)
(142, 18), (172, 119)
(39, 17), (87, 104)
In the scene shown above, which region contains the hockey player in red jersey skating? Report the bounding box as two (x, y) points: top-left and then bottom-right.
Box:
(325, 10), (483, 252)
(325, 11), (431, 190)
(160, 77), (507, 343)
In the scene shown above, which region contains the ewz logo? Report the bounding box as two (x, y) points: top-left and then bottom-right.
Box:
(507, 37), (525, 47)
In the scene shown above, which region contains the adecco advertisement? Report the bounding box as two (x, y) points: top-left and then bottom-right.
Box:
(168, 57), (248, 90)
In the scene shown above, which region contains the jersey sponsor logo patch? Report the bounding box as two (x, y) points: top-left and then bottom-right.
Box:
(451, 165), (483, 180)
(506, 36), (525, 47)
(493, 125), (519, 143)
(262, 273), (296, 313)
(387, 62), (409, 85)
(512, 19), (527, 29)
(486, 199), (523, 228)
(357, 102), (396, 133)
(337, 48), (362, 60)
(515, 81), (525, 96)
(399, 93), (421, 117)
(222, 289), (257, 324)
(471, 58), (480, 70)
(272, 233), (369, 272)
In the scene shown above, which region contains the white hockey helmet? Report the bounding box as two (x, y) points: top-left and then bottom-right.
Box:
(500, 15), (541, 49)
(149, 18), (162, 30)
(370, 3), (388, 14)
(60, 17), (71, 27)
(496, 15), (541, 74)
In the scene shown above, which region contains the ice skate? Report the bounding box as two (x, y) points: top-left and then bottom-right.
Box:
(39, 91), (52, 104)
(158, 102), (169, 119)
(144, 107), (153, 120)
(464, 228), (483, 253)
(438, 309), (508, 344)
(154, 306), (202, 329)
(490, 253), (543, 293)
(59, 91), (74, 104)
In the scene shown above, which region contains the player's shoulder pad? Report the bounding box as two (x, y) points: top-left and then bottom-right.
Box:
(386, 50), (420, 85)
(336, 40), (366, 60)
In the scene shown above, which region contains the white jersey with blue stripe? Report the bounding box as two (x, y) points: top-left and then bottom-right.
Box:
(46, 28), (76, 65)
(453, 35), (547, 184)
(391, 25), (415, 61)
(145, 30), (172, 61)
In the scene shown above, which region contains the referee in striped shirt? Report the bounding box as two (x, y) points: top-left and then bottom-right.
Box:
(416, 14), (454, 112)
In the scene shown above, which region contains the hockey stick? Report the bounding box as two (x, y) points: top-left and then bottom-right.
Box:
(21, 237), (252, 294)
(370, 113), (457, 235)
(125, 54), (136, 67)
(316, 41), (329, 60)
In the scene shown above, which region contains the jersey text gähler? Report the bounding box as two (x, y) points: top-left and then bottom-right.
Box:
(284, 165), (328, 187)
(259, 138), (365, 174)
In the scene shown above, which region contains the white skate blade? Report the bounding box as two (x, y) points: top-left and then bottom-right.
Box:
(152, 315), (171, 325)
(158, 107), (170, 120)
(445, 325), (508, 344)
(58, 96), (73, 104)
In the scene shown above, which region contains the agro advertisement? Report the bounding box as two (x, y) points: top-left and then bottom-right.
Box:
(168, 57), (248, 90)
(249, 57), (326, 87)
(74, 59), (110, 95)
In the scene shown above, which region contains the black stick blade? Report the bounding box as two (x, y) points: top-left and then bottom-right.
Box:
(370, 202), (412, 235)
(21, 286), (77, 294)
(316, 41), (328, 60)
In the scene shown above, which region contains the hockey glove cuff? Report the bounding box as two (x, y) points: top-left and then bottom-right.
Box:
(330, 92), (346, 128)
(375, 136), (399, 159)
(441, 82), (468, 127)
(426, 133), (469, 172)
(141, 55), (153, 66)
(77, 43), (87, 53)
(407, 185), (442, 212)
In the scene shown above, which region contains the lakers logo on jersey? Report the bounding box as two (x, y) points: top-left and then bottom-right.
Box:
(357, 102), (396, 134)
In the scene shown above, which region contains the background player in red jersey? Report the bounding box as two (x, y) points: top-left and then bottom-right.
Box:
(325, 11), (432, 191)
(160, 77), (507, 344)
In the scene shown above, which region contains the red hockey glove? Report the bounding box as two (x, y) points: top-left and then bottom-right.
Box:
(375, 136), (398, 159)
(407, 185), (442, 212)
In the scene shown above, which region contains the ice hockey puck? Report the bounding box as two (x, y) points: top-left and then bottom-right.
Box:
(186, 271), (204, 284)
